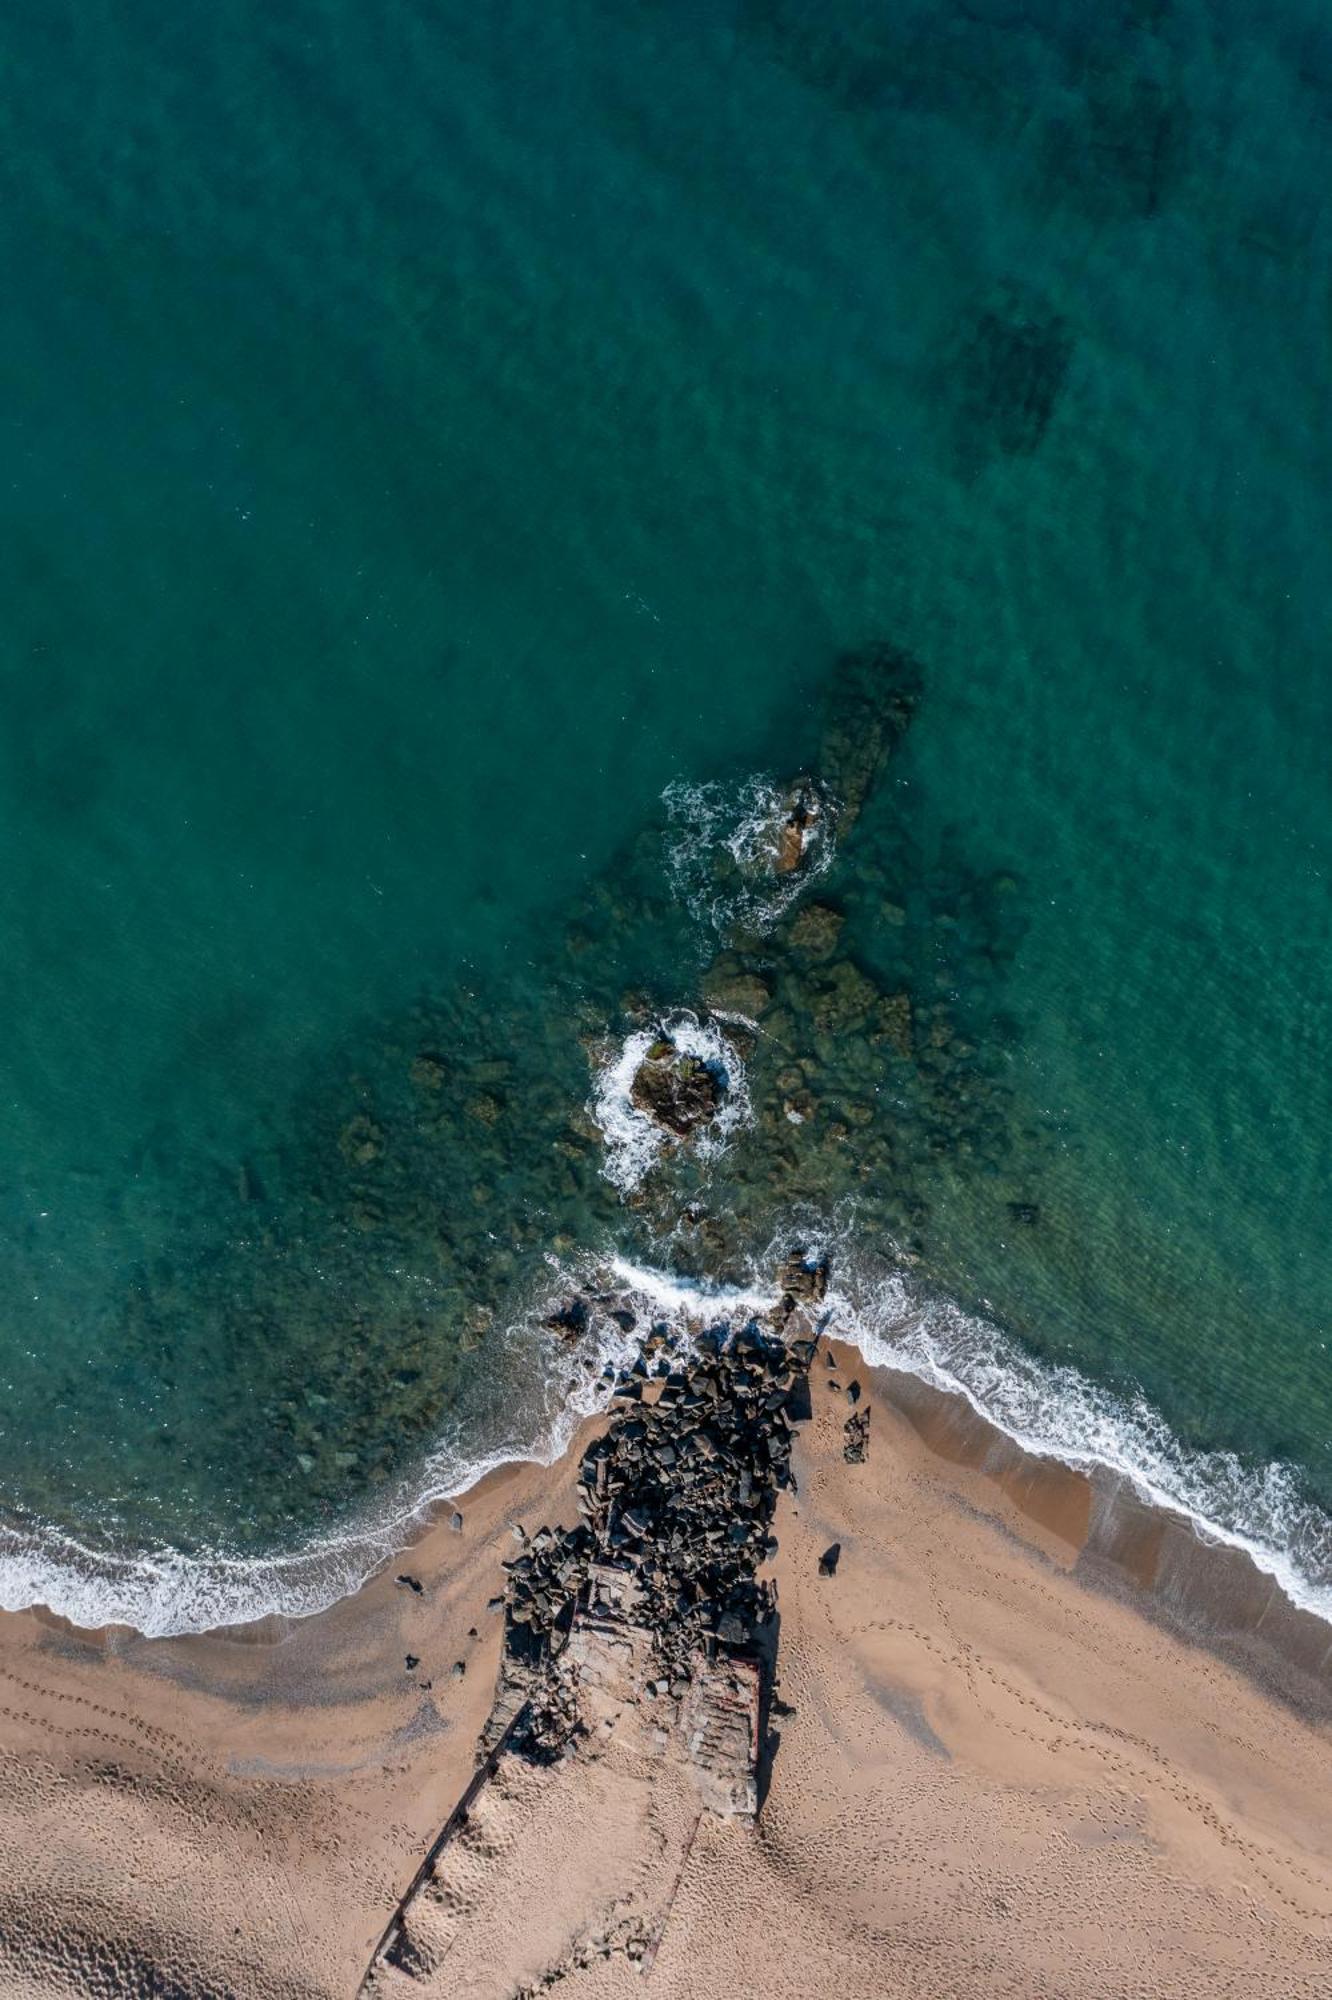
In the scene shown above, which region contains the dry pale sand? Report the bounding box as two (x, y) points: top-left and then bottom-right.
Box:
(2, 1346), (1331, 2000)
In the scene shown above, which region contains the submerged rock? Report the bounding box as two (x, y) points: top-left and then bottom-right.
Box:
(788, 902), (845, 962)
(700, 963), (771, 1021)
(817, 641), (922, 829)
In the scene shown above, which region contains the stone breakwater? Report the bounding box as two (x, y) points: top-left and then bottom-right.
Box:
(482, 1251), (830, 1786)
(361, 1254), (837, 1993)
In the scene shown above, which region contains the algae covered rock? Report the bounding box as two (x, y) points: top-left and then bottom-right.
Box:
(788, 902), (845, 962)
(629, 1039), (726, 1137)
(817, 641), (922, 828)
(700, 961), (771, 1020)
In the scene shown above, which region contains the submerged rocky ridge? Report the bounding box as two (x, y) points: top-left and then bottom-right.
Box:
(31, 637), (1035, 1594)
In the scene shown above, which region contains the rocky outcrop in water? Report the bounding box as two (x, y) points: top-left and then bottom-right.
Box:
(113, 634), (1034, 1549)
(775, 782), (824, 874)
(628, 1037), (726, 1138)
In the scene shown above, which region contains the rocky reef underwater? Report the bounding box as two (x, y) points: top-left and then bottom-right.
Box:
(96, 637), (1038, 1574)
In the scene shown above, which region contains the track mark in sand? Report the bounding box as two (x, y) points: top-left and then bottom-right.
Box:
(0, 1662), (223, 1773)
(860, 1609), (1332, 1925)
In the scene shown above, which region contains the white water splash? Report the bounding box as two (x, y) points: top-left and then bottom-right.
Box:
(819, 1252), (1332, 1628)
(662, 774), (836, 935)
(588, 1010), (752, 1193)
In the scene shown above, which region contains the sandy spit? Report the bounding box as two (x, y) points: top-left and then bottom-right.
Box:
(1, 1350), (1330, 2000)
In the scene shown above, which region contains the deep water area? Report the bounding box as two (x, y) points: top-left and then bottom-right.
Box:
(1, 0), (1330, 1629)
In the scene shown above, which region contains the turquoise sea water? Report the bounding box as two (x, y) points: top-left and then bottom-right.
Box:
(1, 0), (1330, 1631)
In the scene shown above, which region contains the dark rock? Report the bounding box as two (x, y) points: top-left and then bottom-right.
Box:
(818, 1544), (841, 1578)
(843, 1410), (871, 1465)
(480, 1257), (828, 1774)
(395, 1573), (423, 1595)
(775, 784), (823, 875)
(629, 1041), (726, 1137)
(779, 1251), (830, 1305)
(545, 1296), (592, 1342)
(846, 1381), (862, 1406)
(405, 1654), (420, 1670)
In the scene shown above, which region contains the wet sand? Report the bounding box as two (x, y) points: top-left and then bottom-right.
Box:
(1, 1349), (1330, 1998)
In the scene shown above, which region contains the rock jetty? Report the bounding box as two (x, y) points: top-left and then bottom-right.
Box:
(480, 1251), (829, 1806)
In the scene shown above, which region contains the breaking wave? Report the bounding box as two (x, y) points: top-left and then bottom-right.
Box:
(821, 1249), (1332, 1628)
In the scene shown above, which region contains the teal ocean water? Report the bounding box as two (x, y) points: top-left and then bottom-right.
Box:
(2, 0), (1330, 1632)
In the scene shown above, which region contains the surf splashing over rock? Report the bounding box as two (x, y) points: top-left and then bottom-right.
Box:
(662, 775), (837, 937)
(589, 1011), (752, 1194)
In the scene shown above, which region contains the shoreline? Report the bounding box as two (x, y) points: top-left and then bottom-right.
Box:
(180, 1352), (1332, 1711)
(6, 1281), (1332, 1677)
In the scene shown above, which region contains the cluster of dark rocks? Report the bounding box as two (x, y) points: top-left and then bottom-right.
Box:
(481, 1253), (829, 1766)
(843, 1408), (871, 1463)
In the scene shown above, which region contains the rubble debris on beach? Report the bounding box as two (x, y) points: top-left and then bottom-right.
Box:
(480, 1251), (828, 1808)
(360, 1255), (829, 1994)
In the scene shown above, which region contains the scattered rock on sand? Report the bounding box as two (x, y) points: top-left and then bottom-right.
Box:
(844, 1409), (871, 1464)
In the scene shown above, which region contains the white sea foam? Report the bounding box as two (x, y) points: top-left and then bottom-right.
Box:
(662, 775), (835, 935)
(588, 1011), (751, 1193)
(577, 1244), (1332, 1629)
(821, 1253), (1332, 1627)
(0, 1258), (648, 1641)
(3, 1235), (1330, 1638)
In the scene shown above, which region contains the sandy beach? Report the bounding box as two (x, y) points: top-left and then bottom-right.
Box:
(1, 1346), (1330, 2000)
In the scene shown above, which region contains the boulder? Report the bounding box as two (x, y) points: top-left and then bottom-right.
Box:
(777, 1251), (830, 1305)
(629, 1041), (726, 1137)
(700, 966), (771, 1020)
(775, 783), (822, 875)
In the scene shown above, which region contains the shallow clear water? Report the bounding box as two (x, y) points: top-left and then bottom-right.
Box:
(1, 0), (1330, 1629)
